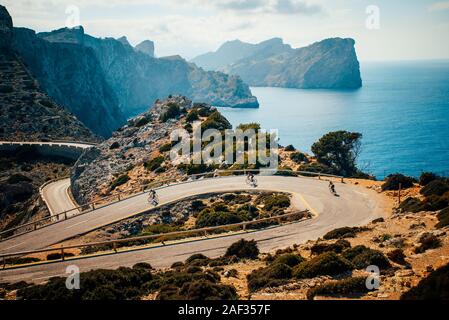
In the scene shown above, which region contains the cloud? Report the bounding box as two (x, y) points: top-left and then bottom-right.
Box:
(428, 1), (449, 11)
(272, 0), (323, 15)
(214, 0), (265, 11)
(196, 0), (323, 15)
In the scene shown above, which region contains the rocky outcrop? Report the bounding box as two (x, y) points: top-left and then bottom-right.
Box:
(10, 27), (126, 137)
(0, 51), (98, 142)
(36, 27), (258, 116)
(193, 37), (362, 90)
(70, 96), (194, 204)
(192, 38), (292, 71)
(0, 5), (12, 50)
(3, 5), (258, 136)
(135, 40), (155, 57)
(0, 6), (97, 143)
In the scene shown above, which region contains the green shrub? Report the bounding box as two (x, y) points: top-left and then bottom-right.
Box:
(307, 277), (369, 300)
(195, 211), (242, 228)
(420, 179), (449, 197)
(298, 163), (334, 175)
(275, 167), (297, 177)
(186, 254), (210, 265)
(225, 239), (259, 260)
(201, 111), (232, 132)
(191, 200), (206, 212)
(387, 249), (407, 265)
(186, 110), (199, 122)
(133, 262), (153, 270)
(171, 261), (184, 269)
(399, 197), (425, 213)
(134, 115), (151, 127)
(194, 104), (214, 117)
(160, 103), (181, 122)
(186, 266), (202, 274)
(256, 194), (290, 211)
(5, 257), (41, 265)
(293, 252), (353, 279)
(419, 172), (440, 186)
(424, 193), (449, 211)
(158, 280), (238, 300)
(145, 156), (164, 171)
(141, 224), (180, 236)
(46, 252), (75, 261)
(401, 263), (449, 300)
(109, 141), (120, 150)
(311, 131), (363, 177)
(7, 174), (32, 184)
(158, 143), (172, 153)
(17, 267), (153, 300)
(414, 233), (441, 254)
(272, 253), (305, 267)
(247, 263), (292, 292)
(323, 226), (367, 240)
(310, 240), (351, 255)
(284, 145), (296, 152)
(177, 163), (216, 175)
(342, 245), (391, 270)
(290, 152), (308, 164)
(436, 207), (449, 228)
(110, 174), (130, 190)
(381, 174), (416, 191)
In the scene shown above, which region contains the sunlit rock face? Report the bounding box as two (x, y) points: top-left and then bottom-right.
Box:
(193, 37), (363, 90)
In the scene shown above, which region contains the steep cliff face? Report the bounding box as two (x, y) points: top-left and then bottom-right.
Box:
(0, 5), (96, 142)
(10, 27), (126, 137)
(0, 5), (12, 50)
(135, 40), (155, 57)
(193, 38), (362, 90)
(39, 29), (258, 116)
(191, 38), (292, 71)
(4, 4), (258, 136)
(36, 27), (258, 116)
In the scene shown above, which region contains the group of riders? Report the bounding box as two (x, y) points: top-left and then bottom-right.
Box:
(147, 172), (338, 206)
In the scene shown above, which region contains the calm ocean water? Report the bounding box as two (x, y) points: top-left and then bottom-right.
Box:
(220, 61), (449, 179)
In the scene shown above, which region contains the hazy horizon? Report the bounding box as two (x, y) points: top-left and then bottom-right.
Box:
(2, 0), (449, 61)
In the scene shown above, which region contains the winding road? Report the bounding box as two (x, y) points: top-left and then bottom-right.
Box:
(0, 142), (388, 284)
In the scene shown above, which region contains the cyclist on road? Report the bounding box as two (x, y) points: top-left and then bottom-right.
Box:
(148, 189), (158, 205)
(329, 181), (336, 195)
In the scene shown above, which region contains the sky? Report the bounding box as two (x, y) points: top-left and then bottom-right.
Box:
(1, 0), (449, 61)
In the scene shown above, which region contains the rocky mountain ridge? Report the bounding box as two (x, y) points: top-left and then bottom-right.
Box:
(192, 37), (362, 89)
(2, 5), (259, 137)
(0, 5), (97, 143)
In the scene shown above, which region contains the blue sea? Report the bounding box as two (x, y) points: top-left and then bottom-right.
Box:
(220, 61), (449, 179)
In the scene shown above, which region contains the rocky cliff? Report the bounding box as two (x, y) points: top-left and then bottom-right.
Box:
(71, 96), (195, 204)
(0, 5), (97, 143)
(191, 38), (292, 71)
(193, 38), (362, 89)
(135, 40), (155, 57)
(37, 27), (258, 116)
(10, 27), (127, 137)
(0, 5), (12, 50)
(2, 5), (258, 137)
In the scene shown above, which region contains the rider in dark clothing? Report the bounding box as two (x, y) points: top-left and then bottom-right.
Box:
(329, 181), (336, 194)
(149, 189), (157, 203)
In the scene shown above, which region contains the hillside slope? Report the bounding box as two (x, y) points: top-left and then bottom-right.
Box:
(193, 38), (362, 89)
(0, 6), (97, 143)
(37, 27), (259, 116)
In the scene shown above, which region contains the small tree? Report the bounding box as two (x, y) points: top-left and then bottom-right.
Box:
(311, 131), (362, 177)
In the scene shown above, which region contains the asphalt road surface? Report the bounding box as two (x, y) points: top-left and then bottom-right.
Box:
(41, 178), (78, 218)
(0, 175), (387, 284)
